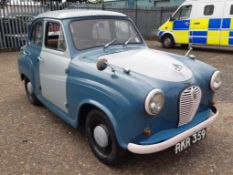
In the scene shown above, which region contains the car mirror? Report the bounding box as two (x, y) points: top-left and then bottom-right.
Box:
(169, 15), (174, 21)
(97, 58), (108, 71)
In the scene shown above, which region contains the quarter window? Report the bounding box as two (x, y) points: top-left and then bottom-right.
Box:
(45, 22), (66, 51)
(31, 22), (43, 46)
(173, 5), (192, 20)
(204, 5), (214, 16)
(230, 5), (233, 15)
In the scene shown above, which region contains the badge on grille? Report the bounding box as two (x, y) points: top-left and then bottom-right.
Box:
(193, 91), (197, 99)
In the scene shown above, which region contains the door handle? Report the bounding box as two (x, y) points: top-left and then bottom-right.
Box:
(22, 50), (30, 56)
(194, 22), (200, 25)
(37, 56), (44, 62)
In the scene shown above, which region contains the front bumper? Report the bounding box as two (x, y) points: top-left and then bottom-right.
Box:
(127, 106), (219, 154)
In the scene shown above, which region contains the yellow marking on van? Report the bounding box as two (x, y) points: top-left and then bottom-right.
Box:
(220, 31), (229, 46)
(207, 31), (220, 45)
(159, 21), (173, 30)
(230, 19), (233, 29)
(190, 18), (209, 30)
(173, 31), (189, 44)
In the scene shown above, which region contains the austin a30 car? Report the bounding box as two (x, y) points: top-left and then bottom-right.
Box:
(18, 10), (222, 164)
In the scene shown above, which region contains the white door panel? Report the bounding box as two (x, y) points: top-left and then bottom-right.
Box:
(39, 49), (70, 112)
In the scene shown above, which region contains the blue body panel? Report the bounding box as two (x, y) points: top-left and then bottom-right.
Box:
(135, 108), (210, 145)
(173, 20), (190, 30)
(190, 31), (207, 44)
(64, 46), (215, 148)
(18, 19), (43, 97)
(18, 16), (216, 149)
(222, 18), (231, 29)
(208, 18), (221, 30)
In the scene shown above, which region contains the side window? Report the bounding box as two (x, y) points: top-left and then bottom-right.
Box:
(45, 22), (66, 51)
(173, 5), (192, 20)
(31, 22), (43, 46)
(230, 5), (233, 15)
(204, 5), (214, 16)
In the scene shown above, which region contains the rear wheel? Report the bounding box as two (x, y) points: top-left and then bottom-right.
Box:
(24, 79), (40, 105)
(85, 109), (125, 165)
(162, 34), (175, 48)
(181, 44), (189, 49)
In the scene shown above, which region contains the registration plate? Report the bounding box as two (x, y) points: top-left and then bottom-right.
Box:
(174, 128), (206, 154)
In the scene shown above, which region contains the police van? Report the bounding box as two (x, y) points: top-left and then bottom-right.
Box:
(158, 0), (233, 48)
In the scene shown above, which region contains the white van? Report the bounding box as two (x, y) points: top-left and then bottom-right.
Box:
(157, 0), (233, 48)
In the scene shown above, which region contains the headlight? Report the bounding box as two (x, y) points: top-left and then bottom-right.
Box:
(210, 71), (222, 91)
(145, 89), (164, 115)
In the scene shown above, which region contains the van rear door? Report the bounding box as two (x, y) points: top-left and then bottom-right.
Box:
(190, 2), (224, 46)
(220, 2), (233, 46)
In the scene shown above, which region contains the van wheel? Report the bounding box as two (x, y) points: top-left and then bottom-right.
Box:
(162, 35), (175, 48)
(181, 44), (189, 49)
(24, 79), (40, 105)
(85, 109), (125, 165)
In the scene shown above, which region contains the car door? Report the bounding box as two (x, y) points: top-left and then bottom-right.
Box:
(39, 20), (70, 113)
(190, 2), (224, 45)
(172, 5), (192, 44)
(220, 2), (233, 46)
(25, 20), (43, 96)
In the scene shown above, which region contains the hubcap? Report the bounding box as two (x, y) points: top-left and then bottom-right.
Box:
(27, 82), (33, 95)
(164, 38), (171, 47)
(93, 125), (108, 148)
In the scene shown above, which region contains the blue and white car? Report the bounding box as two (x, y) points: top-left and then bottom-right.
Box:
(18, 10), (222, 164)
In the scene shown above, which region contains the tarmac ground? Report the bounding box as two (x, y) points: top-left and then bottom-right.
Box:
(0, 41), (232, 175)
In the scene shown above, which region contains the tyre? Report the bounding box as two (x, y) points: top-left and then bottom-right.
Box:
(85, 109), (125, 165)
(24, 79), (40, 105)
(181, 44), (189, 49)
(162, 34), (175, 48)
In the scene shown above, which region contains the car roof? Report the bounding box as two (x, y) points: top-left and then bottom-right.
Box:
(185, 0), (232, 2)
(35, 9), (126, 20)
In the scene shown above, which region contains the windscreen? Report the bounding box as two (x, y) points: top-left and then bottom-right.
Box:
(70, 19), (142, 50)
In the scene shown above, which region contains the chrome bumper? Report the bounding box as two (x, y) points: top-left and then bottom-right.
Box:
(127, 107), (219, 154)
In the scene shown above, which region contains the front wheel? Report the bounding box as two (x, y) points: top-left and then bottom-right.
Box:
(85, 109), (125, 165)
(24, 79), (40, 105)
(162, 35), (175, 48)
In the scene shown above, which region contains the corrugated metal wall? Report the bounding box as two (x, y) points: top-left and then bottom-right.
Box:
(0, 1), (176, 50)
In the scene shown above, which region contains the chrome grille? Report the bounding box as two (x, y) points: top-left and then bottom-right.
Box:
(179, 86), (202, 126)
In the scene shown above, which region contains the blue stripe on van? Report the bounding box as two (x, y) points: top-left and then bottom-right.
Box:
(192, 37), (207, 44)
(173, 20), (190, 30)
(192, 31), (207, 36)
(159, 31), (164, 36)
(208, 18), (221, 30)
(230, 31), (233, 37)
(229, 39), (233, 45)
(190, 31), (207, 44)
(222, 18), (231, 29)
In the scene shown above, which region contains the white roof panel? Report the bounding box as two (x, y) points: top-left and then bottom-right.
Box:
(35, 9), (126, 19)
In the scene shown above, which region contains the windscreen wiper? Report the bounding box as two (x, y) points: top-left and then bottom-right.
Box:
(123, 33), (138, 47)
(103, 38), (117, 50)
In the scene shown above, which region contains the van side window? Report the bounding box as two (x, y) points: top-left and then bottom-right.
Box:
(230, 5), (233, 15)
(173, 5), (192, 20)
(204, 5), (214, 16)
(45, 22), (66, 52)
(31, 22), (43, 46)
